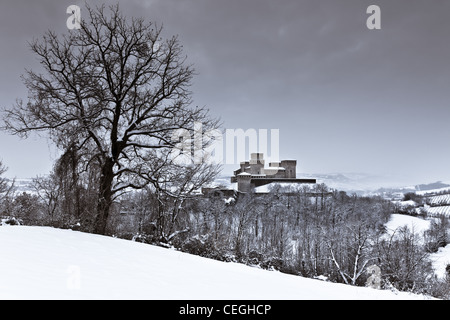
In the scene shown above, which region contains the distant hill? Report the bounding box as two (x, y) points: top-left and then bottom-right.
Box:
(415, 181), (450, 192)
(6, 178), (35, 194)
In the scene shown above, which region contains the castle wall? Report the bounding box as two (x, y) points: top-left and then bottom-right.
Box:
(236, 174), (252, 192)
(263, 167), (286, 178)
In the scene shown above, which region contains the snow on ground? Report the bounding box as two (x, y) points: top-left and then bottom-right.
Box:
(425, 205), (450, 218)
(385, 214), (431, 237)
(432, 245), (450, 279)
(427, 194), (450, 206)
(0, 226), (432, 300)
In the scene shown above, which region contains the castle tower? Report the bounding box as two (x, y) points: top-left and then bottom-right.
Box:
(280, 160), (297, 178)
(240, 161), (250, 173)
(236, 172), (252, 192)
(249, 153), (264, 175)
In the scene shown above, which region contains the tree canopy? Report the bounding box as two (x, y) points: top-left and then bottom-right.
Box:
(2, 4), (220, 234)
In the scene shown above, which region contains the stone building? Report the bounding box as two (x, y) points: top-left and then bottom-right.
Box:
(231, 153), (316, 192)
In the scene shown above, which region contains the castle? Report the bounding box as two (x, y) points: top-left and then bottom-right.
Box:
(231, 153), (316, 192)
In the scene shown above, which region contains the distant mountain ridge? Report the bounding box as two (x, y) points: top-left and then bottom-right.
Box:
(415, 181), (450, 191)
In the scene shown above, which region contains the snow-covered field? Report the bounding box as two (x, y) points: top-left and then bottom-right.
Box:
(426, 205), (450, 217)
(432, 245), (450, 279)
(0, 226), (434, 300)
(385, 214), (431, 236)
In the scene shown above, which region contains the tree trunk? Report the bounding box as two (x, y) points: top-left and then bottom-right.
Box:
(93, 158), (114, 235)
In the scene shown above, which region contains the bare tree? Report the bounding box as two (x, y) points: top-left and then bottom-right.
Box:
(325, 223), (373, 285)
(0, 161), (16, 217)
(32, 174), (62, 226)
(3, 4), (220, 234)
(375, 226), (433, 292)
(0, 161), (10, 196)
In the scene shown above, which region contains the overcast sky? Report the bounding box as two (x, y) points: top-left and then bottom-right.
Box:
(1, 0), (450, 187)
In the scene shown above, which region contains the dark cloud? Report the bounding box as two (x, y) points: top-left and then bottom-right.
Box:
(1, 0), (450, 185)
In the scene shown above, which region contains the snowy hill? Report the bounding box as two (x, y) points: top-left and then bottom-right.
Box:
(0, 226), (433, 300)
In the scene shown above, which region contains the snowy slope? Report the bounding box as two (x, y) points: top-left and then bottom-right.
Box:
(385, 214), (431, 237)
(425, 205), (450, 218)
(0, 226), (433, 300)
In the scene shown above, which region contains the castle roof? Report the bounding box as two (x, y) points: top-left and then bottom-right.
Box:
(237, 172), (251, 176)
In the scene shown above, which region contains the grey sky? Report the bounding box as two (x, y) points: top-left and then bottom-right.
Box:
(1, 0), (450, 187)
